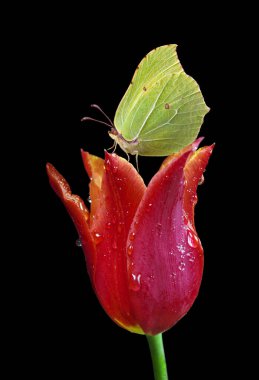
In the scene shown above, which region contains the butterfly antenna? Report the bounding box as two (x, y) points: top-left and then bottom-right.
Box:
(90, 104), (114, 127)
(81, 117), (112, 129)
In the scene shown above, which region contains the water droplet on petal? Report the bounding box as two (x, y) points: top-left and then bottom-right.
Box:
(105, 160), (111, 171)
(198, 175), (204, 185)
(117, 222), (124, 233)
(129, 273), (141, 291)
(192, 194), (198, 205)
(127, 245), (134, 256)
(129, 232), (135, 241)
(170, 272), (177, 281)
(187, 230), (199, 248)
(93, 232), (103, 244)
(112, 165), (118, 173)
(178, 262), (186, 271)
(148, 203), (153, 208)
(177, 244), (185, 254)
(87, 195), (92, 204)
(186, 252), (195, 263)
(106, 222), (112, 229)
(75, 238), (82, 247)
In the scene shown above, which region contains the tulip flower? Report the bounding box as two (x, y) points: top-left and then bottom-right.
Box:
(47, 138), (213, 379)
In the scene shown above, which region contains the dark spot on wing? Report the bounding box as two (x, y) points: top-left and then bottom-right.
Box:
(143, 86), (147, 91)
(165, 103), (170, 109)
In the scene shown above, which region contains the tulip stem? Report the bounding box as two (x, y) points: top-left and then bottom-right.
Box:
(146, 333), (168, 380)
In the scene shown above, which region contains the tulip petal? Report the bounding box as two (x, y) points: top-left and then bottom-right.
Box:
(46, 163), (96, 276)
(160, 137), (204, 170)
(81, 151), (105, 227)
(81, 151), (146, 333)
(184, 145), (214, 224)
(127, 144), (213, 335)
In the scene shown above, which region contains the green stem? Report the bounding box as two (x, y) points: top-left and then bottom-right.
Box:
(146, 333), (169, 380)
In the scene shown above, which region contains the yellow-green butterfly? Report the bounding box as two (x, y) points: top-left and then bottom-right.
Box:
(84, 44), (209, 157)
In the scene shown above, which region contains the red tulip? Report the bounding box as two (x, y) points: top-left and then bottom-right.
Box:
(46, 139), (213, 335)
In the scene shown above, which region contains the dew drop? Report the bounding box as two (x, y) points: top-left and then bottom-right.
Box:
(117, 222), (124, 233)
(93, 232), (103, 244)
(127, 245), (134, 256)
(129, 273), (141, 291)
(106, 222), (112, 229)
(198, 175), (204, 185)
(129, 232), (136, 241)
(170, 272), (177, 280)
(87, 195), (92, 204)
(177, 244), (185, 254)
(192, 194), (198, 205)
(187, 253), (195, 263)
(75, 238), (82, 247)
(187, 230), (199, 248)
(178, 262), (186, 271)
(112, 165), (118, 174)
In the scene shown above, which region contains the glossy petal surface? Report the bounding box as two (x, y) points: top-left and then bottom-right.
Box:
(81, 152), (146, 332)
(126, 145), (213, 335)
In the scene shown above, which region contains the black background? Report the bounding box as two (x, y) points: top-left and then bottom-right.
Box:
(8, 5), (245, 379)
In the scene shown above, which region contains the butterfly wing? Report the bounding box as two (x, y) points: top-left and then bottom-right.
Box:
(114, 45), (209, 156)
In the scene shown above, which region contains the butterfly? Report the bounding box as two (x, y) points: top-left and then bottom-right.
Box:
(83, 44), (209, 158)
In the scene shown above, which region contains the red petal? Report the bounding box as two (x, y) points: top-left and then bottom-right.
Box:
(46, 163), (96, 277)
(160, 137), (204, 170)
(83, 152), (146, 333)
(127, 145), (213, 335)
(81, 150), (105, 227)
(184, 145), (215, 225)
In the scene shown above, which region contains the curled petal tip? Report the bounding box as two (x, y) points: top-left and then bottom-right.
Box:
(46, 162), (71, 199)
